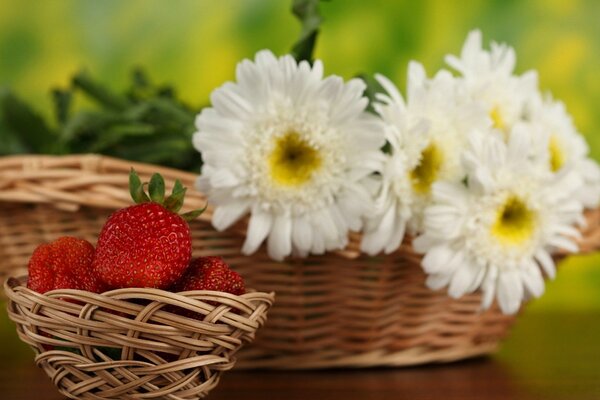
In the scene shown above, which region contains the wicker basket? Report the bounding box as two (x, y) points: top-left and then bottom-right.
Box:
(2, 154), (599, 369)
(5, 275), (273, 399)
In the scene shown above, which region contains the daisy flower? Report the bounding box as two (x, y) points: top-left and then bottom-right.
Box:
(414, 128), (584, 314)
(446, 29), (538, 134)
(193, 50), (386, 261)
(361, 62), (488, 255)
(528, 94), (600, 209)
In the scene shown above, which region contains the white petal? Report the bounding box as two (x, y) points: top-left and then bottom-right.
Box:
(548, 236), (579, 253)
(407, 61), (427, 101)
(242, 211), (273, 255)
(521, 263), (545, 298)
(292, 215), (313, 254)
(310, 221), (326, 255)
(480, 266), (498, 310)
(339, 187), (373, 229)
(422, 244), (454, 274)
(448, 261), (480, 298)
(360, 205), (396, 255)
(212, 201), (250, 231)
(465, 261), (487, 294)
(534, 249), (556, 279)
(209, 169), (240, 188)
(374, 73), (404, 106)
(196, 174), (211, 193)
(210, 83), (252, 119)
(497, 271), (524, 315)
(267, 215), (292, 261)
(448, 265), (476, 299)
(426, 273), (452, 291)
(507, 124), (533, 163)
(431, 181), (469, 208)
(412, 234), (436, 253)
(383, 216), (407, 254)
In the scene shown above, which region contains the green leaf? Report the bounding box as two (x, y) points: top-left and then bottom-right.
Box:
(356, 73), (385, 114)
(106, 134), (197, 170)
(0, 89), (59, 153)
(164, 179), (186, 213)
(290, 0), (325, 63)
(149, 173), (165, 203)
(72, 70), (131, 111)
(172, 179), (184, 196)
(181, 204), (208, 222)
(129, 168), (150, 204)
(145, 98), (195, 128)
(122, 102), (153, 121)
(0, 67), (203, 172)
(0, 104), (28, 155)
(132, 67), (150, 89)
(51, 88), (72, 126)
(60, 111), (120, 142)
(88, 123), (156, 152)
(128, 67), (152, 101)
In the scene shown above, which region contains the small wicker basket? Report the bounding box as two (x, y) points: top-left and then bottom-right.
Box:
(2, 154), (600, 369)
(5, 275), (274, 399)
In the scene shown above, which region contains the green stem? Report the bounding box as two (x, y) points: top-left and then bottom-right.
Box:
(290, 0), (325, 63)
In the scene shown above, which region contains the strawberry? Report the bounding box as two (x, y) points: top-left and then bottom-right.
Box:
(173, 257), (246, 295)
(92, 170), (205, 289)
(27, 236), (105, 294)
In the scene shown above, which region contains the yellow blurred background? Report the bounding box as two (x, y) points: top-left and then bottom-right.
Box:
(0, 0), (599, 311)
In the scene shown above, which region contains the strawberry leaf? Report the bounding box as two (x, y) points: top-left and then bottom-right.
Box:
(165, 186), (186, 213)
(171, 179), (184, 196)
(129, 168), (150, 204)
(181, 204), (207, 222)
(149, 173), (165, 203)
(164, 180), (187, 212)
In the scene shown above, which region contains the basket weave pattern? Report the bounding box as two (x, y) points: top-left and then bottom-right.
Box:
(2, 155), (600, 369)
(5, 276), (273, 399)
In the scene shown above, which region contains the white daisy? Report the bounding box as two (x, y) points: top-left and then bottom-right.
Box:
(414, 128), (584, 314)
(528, 94), (600, 209)
(446, 29), (538, 134)
(193, 50), (386, 261)
(361, 62), (488, 255)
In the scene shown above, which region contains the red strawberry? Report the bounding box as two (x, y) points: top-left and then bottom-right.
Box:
(27, 236), (105, 294)
(92, 170), (205, 289)
(174, 257), (245, 295)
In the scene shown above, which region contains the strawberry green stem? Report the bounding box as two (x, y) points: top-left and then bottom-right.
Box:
(129, 168), (205, 220)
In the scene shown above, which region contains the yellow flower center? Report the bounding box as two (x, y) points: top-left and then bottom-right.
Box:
(269, 131), (322, 187)
(491, 196), (536, 246)
(410, 143), (444, 194)
(549, 135), (565, 172)
(490, 106), (506, 131)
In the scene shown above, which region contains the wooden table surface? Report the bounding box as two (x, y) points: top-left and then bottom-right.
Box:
(1, 311), (598, 399)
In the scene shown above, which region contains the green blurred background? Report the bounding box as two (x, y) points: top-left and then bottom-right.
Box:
(0, 0), (598, 311)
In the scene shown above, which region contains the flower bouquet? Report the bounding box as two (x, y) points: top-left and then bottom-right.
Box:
(2, 0), (600, 369)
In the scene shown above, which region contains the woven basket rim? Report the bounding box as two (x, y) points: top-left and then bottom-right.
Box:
(5, 275), (275, 307)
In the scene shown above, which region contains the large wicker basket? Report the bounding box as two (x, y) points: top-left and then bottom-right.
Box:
(2, 154), (599, 369)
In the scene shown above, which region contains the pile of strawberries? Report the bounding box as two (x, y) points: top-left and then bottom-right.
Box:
(26, 170), (245, 298)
